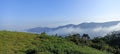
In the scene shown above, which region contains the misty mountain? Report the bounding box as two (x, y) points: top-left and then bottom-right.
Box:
(27, 21), (120, 38)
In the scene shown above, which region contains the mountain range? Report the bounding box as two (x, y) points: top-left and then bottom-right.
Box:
(27, 21), (120, 38)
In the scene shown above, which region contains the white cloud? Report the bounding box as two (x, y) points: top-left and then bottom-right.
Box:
(47, 23), (120, 38)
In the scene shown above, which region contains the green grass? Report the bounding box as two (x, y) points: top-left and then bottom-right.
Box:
(0, 31), (112, 54)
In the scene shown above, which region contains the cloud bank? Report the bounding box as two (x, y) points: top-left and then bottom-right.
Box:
(47, 23), (120, 38)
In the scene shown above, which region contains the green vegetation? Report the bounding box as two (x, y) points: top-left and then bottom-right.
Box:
(65, 32), (120, 54)
(91, 32), (120, 54)
(0, 31), (113, 54)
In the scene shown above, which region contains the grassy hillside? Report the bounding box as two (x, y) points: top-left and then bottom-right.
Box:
(0, 31), (112, 54)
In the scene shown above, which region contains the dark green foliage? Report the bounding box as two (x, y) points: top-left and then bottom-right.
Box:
(103, 32), (120, 54)
(104, 32), (120, 48)
(91, 37), (114, 52)
(91, 31), (120, 54)
(65, 33), (81, 45)
(65, 33), (92, 46)
(82, 34), (90, 40)
(25, 49), (37, 54)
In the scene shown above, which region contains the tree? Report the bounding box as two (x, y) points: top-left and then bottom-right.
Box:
(40, 32), (47, 36)
(104, 31), (120, 49)
(65, 33), (81, 45)
(82, 34), (90, 44)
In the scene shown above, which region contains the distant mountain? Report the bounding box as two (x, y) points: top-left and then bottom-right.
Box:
(78, 21), (120, 28)
(27, 21), (120, 38)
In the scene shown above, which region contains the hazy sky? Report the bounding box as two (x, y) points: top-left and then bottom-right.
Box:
(1, 0), (120, 30)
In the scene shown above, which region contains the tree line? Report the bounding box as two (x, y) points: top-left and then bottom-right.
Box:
(61, 31), (120, 54)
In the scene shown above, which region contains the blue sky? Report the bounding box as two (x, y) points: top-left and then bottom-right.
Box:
(1, 0), (120, 30)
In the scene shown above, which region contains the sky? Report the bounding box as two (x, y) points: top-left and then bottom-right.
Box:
(1, 0), (120, 30)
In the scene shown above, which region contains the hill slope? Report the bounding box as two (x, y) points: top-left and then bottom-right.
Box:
(0, 31), (111, 54)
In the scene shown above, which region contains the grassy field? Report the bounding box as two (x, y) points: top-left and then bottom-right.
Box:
(0, 31), (112, 54)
